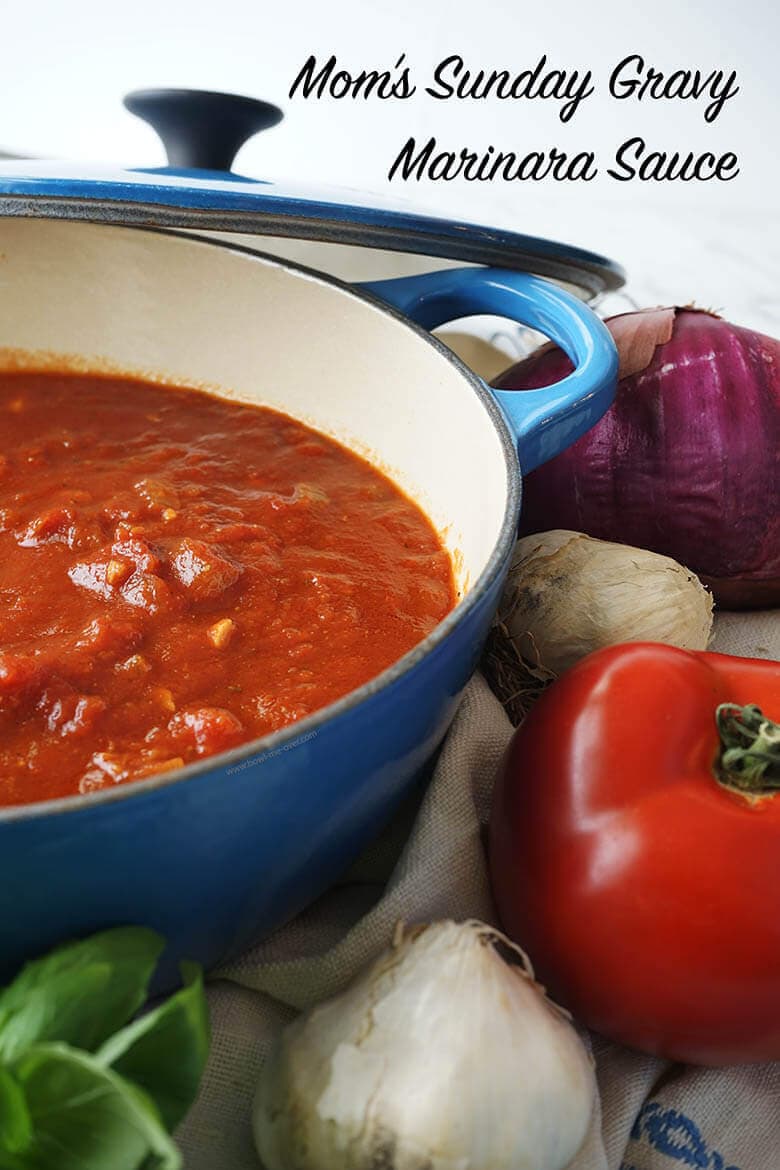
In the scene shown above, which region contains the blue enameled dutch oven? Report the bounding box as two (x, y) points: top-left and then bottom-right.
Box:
(0, 90), (621, 987)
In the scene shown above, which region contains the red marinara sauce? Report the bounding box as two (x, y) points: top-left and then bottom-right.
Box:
(0, 372), (456, 806)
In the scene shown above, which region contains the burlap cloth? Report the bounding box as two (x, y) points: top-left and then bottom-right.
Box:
(178, 610), (780, 1170)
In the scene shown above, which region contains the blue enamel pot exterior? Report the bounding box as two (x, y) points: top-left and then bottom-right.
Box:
(0, 221), (617, 985)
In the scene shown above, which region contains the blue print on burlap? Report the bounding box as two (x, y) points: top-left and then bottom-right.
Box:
(623, 1103), (741, 1170)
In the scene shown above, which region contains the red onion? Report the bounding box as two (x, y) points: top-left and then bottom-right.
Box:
(493, 308), (780, 608)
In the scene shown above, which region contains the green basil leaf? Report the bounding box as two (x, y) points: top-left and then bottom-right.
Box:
(0, 1149), (31, 1170)
(0, 1065), (32, 1154)
(0, 929), (164, 1061)
(11, 1044), (181, 1170)
(97, 964), (209, 1130)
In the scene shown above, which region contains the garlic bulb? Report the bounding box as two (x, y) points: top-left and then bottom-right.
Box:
(253, 920), (596, 1170)
(497, 530), (713, 676)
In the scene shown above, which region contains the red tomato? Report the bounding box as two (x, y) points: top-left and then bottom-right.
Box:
(489, 643), (780, 1065)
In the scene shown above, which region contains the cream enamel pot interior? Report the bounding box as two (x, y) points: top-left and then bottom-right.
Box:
(0, 218), (617, 986)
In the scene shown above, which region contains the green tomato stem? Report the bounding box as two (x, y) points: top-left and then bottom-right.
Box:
(715, 703), (780, 792)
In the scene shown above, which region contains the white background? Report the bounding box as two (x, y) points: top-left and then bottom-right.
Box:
(1, 0), (777, 330)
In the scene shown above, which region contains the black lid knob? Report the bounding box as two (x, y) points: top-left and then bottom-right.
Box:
(124, 88), (283, 172)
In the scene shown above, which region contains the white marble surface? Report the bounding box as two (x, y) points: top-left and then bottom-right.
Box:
(580, 202), (780, 337)
(0, 0), (775, 328)
(0, 0), (775, 338)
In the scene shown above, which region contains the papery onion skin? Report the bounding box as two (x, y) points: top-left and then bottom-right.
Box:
(495, 530), (713, 677)
(493, 309), (780, 608)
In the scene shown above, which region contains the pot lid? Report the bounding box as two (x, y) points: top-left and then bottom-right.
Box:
(0, 89), (625, 298)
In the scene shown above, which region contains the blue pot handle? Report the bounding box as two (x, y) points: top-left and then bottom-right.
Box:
(360, 268), (618, 473)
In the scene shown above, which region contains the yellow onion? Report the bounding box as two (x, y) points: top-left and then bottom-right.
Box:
(494, 530), (714, 677)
